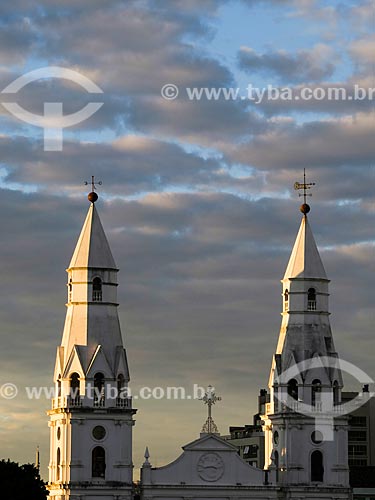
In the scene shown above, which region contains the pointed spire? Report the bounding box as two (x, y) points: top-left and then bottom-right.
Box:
(284, 215), (327, 280)
(69, 203), (117, 270)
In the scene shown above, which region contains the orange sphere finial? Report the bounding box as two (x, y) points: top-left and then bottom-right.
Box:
(88, 191), (98, 203)
(300, 203), (310, 215)
(84, 176), (102, 203)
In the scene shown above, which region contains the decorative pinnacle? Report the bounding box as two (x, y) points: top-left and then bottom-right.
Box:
(294, 169), (315, 215)
(35, 445), (40, 471)
(143, 446), (151, 467)
(84, 175), (102, 203)
(200, 385), (222, 434)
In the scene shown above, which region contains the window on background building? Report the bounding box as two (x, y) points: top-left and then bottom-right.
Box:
(92, 446), (106, 478)
(349, 416), (367, 427)
(348, 430), (367, 442)
(349, 458), (367, 467)
(92, 277), (102, 302)
(311, 450), (324, 482)
(308, 288), (317, 311)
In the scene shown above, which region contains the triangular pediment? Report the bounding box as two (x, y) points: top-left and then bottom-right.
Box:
(114, 347), (130, 382)
(62, 345), (85, 378)
(86, 345), (114, 378)
(183, 433), (238, 452)
(53, 346), (64, 381)
(304, 353), (331, 384)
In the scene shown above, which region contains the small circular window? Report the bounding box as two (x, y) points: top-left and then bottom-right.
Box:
(57, 427), (61, 440)
(273, 431), (279, 445)
(92, 425), (106, 441)
(311, 430), (323, 444)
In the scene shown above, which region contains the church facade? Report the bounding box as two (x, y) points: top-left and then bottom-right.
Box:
(47, 190), (352, 500)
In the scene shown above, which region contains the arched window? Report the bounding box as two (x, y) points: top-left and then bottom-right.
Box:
(308, 288), (317, 311)
(68, 278), (72, 303)
(92, 446), (106, 478)
(117, 374), (125, 394)
(274, 450), (279, 482)
(312, 379), (321, 408)
(94, 372), (105, 406)
(92, 277), (102, 302)
(70, 372), (80, 401)
(287, 379), (298, 401)
(333, 380), (340, 405)
(57, 375), (61, 397)
(56, 447), (61, 481)
(311, 450), (324, 482)
(284, 290), (289, 312)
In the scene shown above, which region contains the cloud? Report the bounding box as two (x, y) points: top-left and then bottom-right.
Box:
(0, 20), (36, 64)
(0, 0), (374, 480)
(229, 112), (375, 170)
(238, 44), (336, 83)
(350, 33), (375, 68)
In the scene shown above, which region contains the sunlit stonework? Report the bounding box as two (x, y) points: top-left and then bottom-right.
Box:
(48, 188), (351, 499)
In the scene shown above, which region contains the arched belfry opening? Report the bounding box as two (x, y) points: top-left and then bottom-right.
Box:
(311, 379), (322, 408)
(92, 277), (102, 302)
(94, 372), (105, 406)
(308, 287), (317, 311)
(287, 379), (298, 401)
(70, 373), (80, 401)
(284, 289), (289, 311)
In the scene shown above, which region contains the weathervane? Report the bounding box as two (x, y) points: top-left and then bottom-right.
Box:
(294, 169), (315, 215)
(200, 385), (221, 434)
(84, 175), (102, 203)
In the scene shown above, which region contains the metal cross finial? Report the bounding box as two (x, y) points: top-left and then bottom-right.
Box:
(84, 175), (102, 192)
(200, 385), (222, 434)
(294, 169), (316, 205)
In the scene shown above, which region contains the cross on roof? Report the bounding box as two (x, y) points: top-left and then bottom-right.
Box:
(84, 175), (102, 193)
(200, 385), (222, 434)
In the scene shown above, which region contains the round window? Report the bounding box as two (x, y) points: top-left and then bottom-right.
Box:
(57, 427), (61, 440)
(92, 425), (106, 441)
(273, 431), (279, 445)
(311, 430), (323, 444)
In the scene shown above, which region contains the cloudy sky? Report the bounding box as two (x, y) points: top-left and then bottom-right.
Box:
(0, 0), (374, 479)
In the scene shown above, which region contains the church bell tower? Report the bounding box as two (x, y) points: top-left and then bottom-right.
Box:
(262, 174), (350, 496)
(47, 187), (136, 500)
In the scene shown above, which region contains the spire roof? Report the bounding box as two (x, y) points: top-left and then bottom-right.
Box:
(283, 215), (327, 280)
(68, 203), (117, 270)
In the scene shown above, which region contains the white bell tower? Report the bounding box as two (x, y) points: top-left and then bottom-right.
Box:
(262, 176), (350, 497)
(47, 188), (136, 500)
